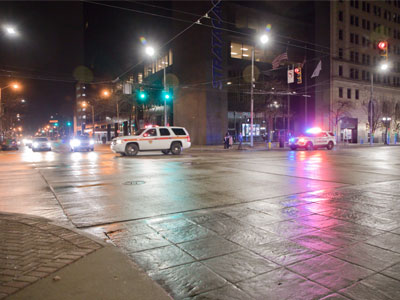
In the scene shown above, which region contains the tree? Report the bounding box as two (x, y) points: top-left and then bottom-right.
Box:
(330, 99), (353, 142)
(363, 99), (385, 141)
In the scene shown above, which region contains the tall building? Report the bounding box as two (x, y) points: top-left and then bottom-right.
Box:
(330, 0), (400, 143)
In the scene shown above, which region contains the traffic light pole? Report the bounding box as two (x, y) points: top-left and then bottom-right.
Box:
(370, 74), (373, 145)
(250, 48), (254, 147)
(163, 65), (167, 126)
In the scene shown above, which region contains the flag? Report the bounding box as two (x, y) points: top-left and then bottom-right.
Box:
(272, 52), (288, 69)
(287, 69), (294, 83)
(311, 60), (322, 78)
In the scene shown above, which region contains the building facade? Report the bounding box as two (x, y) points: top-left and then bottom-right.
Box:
(330, 0), (400, 143)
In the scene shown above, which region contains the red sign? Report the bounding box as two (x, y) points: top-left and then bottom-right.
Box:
(49, 120), (58, 123)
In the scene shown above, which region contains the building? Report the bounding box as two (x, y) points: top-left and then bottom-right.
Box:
(330, 0), (400, 143)
(134, 1), (318, 145)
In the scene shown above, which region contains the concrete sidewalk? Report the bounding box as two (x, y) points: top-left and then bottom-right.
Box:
(0, 213), (170, 300)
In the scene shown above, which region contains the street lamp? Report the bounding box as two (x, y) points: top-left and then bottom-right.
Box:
(3, 25), (18, 37)
(0, 82), (20, 132)
(144, 45), (168, 126)
(382, 117), (391, 145)
(250, 34), (270, 147)
(369, 62), (389, 145)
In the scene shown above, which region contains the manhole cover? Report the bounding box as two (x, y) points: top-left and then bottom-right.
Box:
(123, 181), (145, 185)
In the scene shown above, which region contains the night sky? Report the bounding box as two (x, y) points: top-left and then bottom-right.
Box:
(0, 1), (171, 133)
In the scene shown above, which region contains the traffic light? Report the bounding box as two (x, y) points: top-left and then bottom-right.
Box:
(294, 67), (302, 84)
(378, 41), (388, 60)
(54, 122), (58, 127)
(66, 121), (72, 126)
(137, 88), (147, 101)
(162, 90), (172, 101)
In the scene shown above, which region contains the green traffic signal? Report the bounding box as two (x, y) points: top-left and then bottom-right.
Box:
(139, 92), (146, 99)
(66, 122), (72, 126)
(54, 122), (58, 127)
(162, 91), (172, 100)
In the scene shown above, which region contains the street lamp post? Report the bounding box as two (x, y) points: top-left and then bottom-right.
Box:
(250, 34), (270, 147)
(382, 117), (391, 145)
(0, 83), (20, 133)
(370, 62), (389, 145)
(145, 46), (168, 126)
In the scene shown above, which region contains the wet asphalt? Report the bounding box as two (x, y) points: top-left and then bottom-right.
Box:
(1, 144), (400, 299)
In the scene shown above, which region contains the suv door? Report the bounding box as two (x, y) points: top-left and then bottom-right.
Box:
(141, 128), (158, 150)
(315, 132), (328, 145)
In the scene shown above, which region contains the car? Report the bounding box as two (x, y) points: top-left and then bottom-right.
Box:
(1, 138), (19, 150)
(111, 126), (191, 156)
(70, 135), (94, 152)
(23, 138), (32, 148)
(289, 128), (336, 150)
(32, 137), (52, 152)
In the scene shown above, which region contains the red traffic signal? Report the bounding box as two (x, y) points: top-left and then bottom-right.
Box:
(294, 68), (301, 74)
(378, 41), (387, 50)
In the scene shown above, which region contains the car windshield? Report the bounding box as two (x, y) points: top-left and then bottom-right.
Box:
(134, 129), (146, 136)
(35, 138), (48, 142)
(77, 136), (90, 140)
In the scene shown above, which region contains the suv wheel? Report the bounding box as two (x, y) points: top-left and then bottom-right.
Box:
(125, 143), (139, 156)
(170, 142), (182, 155)
(290, 145), (297, 150)
(161, 150), (170, 155)
(327, 141), (334, 150)
(306, 142), (313, 151)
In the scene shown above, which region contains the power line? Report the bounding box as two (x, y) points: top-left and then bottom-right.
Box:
(84, 0), (331, 83)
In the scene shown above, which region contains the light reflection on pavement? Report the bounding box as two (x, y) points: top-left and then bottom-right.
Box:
(2, 144), (400, 299)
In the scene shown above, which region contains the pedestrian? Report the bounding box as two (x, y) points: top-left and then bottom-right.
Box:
(224, 132), (230, 149)
(238, 132), (243, 150)
(229, 134), (233, 149)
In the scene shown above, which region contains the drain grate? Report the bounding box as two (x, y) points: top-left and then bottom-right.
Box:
(123, 181), (145, 185)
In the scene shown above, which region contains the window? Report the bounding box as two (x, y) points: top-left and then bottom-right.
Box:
(355, 52), (359, 62)
(355, 16), (359, 26)
(347, 88), (352, 99)
(339, 48), (343, 59)
(367, 55), (370, 65)
(172, 128), (186, 135)
(350, 33), (354, 43)
(339, 87), (343, 98)
(355, 89), (359, 99)
(355, 69), (359, 79)
(367, 21), (370, 30)
(362, 54), (366, 64)
(355, 34), (359, 44)
(350, 68), (354, 78)
(350, 51), (354, 61)
(351, 15), (354, 25)
(159, 128), (171, 136)
(362, 70), (366, 80)
(230, 42), (268, 62)
(339, 10), (343, 21)
(144, 129), (157, 137)
(339, 29), (343, 40)
(362, 19), (366, 29)
(339, 65), (343, 76)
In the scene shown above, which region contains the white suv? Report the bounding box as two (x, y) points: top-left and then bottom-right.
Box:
(289, 129), (336, 150)
(111, 126), (191, 156)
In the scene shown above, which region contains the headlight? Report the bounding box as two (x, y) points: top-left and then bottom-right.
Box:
(23, 139), (27, 144)
(33, 142), (38, 148)
(90, 140), (94, 145)
(116, 139), (122, 144)
(70, 139), (80, 147)
(47, 142), (51, 147)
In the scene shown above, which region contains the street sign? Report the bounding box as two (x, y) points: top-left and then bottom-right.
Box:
(49, 120), (58, 123)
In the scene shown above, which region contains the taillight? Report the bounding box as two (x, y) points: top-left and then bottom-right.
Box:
(187, 136), (191, 142)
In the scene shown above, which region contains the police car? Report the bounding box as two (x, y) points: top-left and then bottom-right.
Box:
(111, 126), (191, 156)
(289, 128), (336, 150)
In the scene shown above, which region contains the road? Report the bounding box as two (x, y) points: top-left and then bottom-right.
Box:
(1, 144), (400, 299)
